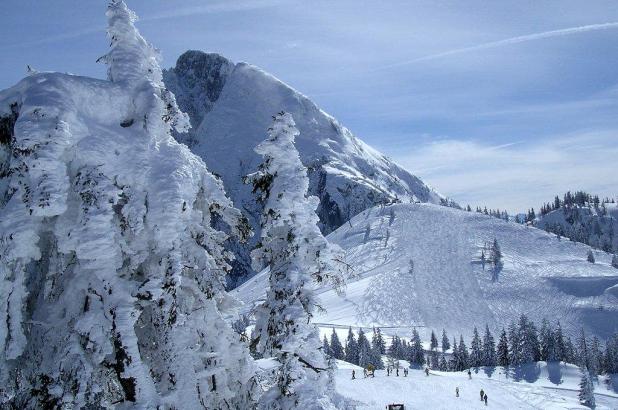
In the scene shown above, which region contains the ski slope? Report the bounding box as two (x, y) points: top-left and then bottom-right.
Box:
(334, 361), (618, 409)
(235, 203), (618, 340)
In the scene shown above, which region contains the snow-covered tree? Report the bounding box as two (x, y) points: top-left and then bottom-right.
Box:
(0, 2), (258, 408)
(578, 368), (596, 408)
(97, 0), (188, 133)
(587, 250), (595, 263)
(357, 328), (373, 369)
(482, 325), (496, 366)
(409, 329), (425, 366)
(438, 354), (448, 371)
(540, 319), (556, 362)
(430, 330), (439, 351)
(491, 238), (503, 269)
(457, 335), (469, 370)
(554, 322), (567, 362)
(372, 327), (386, 355)
(441, 329), (451, 352)
(345, 328), (359, 365)
(323, 336), (331, 358)
(329, 329), (345, 361)
(249, 112), (345, 409)
(497, 329), (510, 367)
(470, 327), (482, 367)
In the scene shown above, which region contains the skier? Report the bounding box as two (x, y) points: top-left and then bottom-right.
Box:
(396, 368), (399, 376)
(480, 389), (484, 401)
(455, 387), (459, 397)
(404, 368), (408, 377)
(425, 367), (429, 376)
(387, 367), (390, 376)
(484, 394), (488, 406)
(468, 369), (472, 379)
(352, 370), (356, 380)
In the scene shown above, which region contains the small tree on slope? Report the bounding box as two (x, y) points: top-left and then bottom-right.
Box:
(578, 368), (596, 408)
(587, 250), (595, 263)
(249, 112), (345, 409)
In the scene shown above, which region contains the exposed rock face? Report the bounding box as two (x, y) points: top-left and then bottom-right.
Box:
(164, 51), (446, 286)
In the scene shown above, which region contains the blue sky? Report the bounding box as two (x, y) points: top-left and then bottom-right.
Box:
(1, 0), (617, 212)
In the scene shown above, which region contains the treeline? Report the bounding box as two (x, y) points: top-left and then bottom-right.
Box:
(323, 315), (618, 376)
(539, 191), (615, 216)
(535, 191), (617, 254)
(464, 205), (510, 222)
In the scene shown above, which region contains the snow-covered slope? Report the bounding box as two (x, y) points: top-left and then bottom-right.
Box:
(163, 51), (446, 285)
(235, 203), (618, 340)
(334, 361), (618, 409)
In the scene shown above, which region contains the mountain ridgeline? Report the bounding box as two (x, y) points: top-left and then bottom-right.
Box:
(163, 50), (448, 286)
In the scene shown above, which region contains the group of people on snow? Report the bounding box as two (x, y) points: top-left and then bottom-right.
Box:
(352, 366), (489, 406)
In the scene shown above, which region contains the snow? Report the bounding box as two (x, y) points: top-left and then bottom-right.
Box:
(235, 202), (618, 341)
(164, 51), (446, 284)
(334, 362), (618, 409)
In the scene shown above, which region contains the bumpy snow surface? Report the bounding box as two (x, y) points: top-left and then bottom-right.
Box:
(235, 203), (618, 340)
(334, 361), (618, 409)
(164, 51), (445, 284)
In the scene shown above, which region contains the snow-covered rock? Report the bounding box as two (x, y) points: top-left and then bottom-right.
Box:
(164, 51), (447, 285)
(235, 203), (618, 341)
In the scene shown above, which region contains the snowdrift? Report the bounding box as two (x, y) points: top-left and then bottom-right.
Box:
(235, 203), (618, 340)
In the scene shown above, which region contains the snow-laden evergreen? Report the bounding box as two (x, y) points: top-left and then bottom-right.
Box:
(0, 2), (256, 408)
(248, 112), (345, 409)
(578, 367), (596, 408)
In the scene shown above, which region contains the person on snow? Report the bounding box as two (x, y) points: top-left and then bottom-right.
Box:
(404, 368), (408, 377)
(480, 389), (484, 401)
(425, 367), (429, 376)
(387, 367), (390, 376)
(484, 394), (488, 406)
(352, 370), (356, 380)
(468, 369), (472, 379)
(455, 387), (459, 397)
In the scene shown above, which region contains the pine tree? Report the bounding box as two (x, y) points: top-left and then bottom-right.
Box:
(470, 327), (482, 367)
(438, 354), (448, 371)
(323, 336), (331, 357)
(409, 329), (425, 366)
(554, 322), (566, 362)
(587, 250), (595, 263)
(250, 112), (345, 408)
(491, 238), (503, 269)
(508, 322), (521, 365)
(482, 325), (497, 366)
(497, 329), (510, 367)
(330, 329), (345, 360)
(345, 327), (359, 365)
(578, 368), (596, 408)
(357, 328), (373, 369)
(577, 328), (590, 370)
(442, 329), (451, 352)
(540, 319), (556, 362)
(458, 335), (469, 371)
(430, 330), (439, 351)
(373, 328), (386, 354)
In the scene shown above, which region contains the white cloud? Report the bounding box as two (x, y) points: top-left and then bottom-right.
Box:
(393, 131), (618, 212)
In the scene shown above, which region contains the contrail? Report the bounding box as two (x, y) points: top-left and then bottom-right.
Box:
(375, 22), (618, 70)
